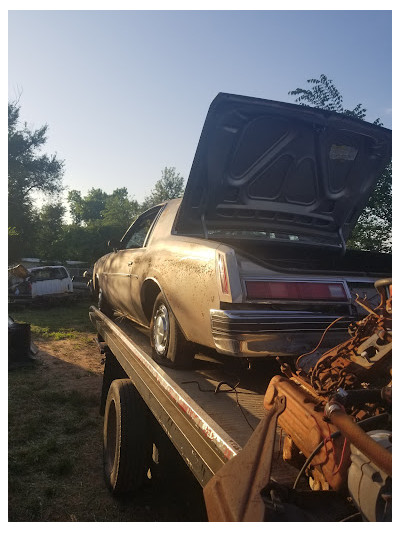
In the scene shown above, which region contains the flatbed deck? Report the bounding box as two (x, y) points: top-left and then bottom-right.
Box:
(89, 306), (299, 488)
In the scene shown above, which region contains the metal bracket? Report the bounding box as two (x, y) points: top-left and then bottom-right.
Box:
(203, 395), (286, 521)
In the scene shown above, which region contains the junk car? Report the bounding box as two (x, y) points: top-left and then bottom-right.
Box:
(8, 264), (74, 302)
(92, 93), (391, 367)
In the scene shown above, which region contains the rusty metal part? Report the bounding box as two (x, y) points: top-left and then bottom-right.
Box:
(264, 375), (349, 491)
(354, 293), (379, 317)
(374, 278), (392, 315)
(301, 280), (392, 396)
(324, 402), (392, 478)
(203, 395), (286, 522)
(268, 278), (392, 498)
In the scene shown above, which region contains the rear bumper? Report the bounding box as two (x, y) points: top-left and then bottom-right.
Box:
(210, 309), (351, 357)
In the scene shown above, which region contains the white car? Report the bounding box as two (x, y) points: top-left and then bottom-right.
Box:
(8, 265), (74, 302)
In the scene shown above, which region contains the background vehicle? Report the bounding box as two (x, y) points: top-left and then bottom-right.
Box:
(92, 93), (391, 368)
(8, 264), (74, 302)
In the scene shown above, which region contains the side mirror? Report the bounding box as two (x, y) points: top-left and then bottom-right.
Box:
(108, 238), (120, 251)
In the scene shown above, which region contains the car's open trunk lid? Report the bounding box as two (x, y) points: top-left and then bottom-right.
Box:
(175, 93), (391, 251)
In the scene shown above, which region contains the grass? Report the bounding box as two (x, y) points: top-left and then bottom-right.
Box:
(8, 298), (207, 522)
(9, 298), (94, 340)
(8, 363), (102, 521)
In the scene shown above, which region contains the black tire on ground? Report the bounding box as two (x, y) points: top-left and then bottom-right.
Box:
(98, 288), (113, 317)
(103, 379), (152, 495)
(150, 293), (195, 368)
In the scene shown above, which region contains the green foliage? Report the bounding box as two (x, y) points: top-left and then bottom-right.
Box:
(8, 101), (65, 261)
(64, 187), (141, 263)
(141, 166), (185, 211)
(8, 227), (19, 236)
(33, 202), (66, 261)
(289, 74), (366, 119)
(8, 102), (64, 197)
(347, 162), (392, 252)
(11, 299), (94, 340)
(67, 187), (139, 225)
(67, 188), (108, 225)
(61, 221), (121, 264)
(7, 100), (185, 264)
(289, 75), (391, 252)
(101, 187), (140, 228)
(61, 168), (185, 263)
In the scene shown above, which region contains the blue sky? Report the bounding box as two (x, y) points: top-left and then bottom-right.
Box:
(8, 9), (392, 209)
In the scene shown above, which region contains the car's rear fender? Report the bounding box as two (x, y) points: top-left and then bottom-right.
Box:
(141, 277), (163, 324)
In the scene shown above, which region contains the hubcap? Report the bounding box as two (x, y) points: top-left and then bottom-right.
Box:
(154, 304), (169, 355)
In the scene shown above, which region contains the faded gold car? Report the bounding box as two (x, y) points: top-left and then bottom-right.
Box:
(92, 93), (391, 368)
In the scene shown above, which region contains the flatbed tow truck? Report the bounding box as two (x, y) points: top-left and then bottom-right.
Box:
(89, 298), (392, 522)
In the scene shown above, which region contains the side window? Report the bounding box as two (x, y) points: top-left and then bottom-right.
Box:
(32, 268), (52, 281)
(124, 208), (162, 249)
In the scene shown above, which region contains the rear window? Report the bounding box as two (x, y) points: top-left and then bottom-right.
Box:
(31, 267), (69, 281)
(208, 229), (300, 241)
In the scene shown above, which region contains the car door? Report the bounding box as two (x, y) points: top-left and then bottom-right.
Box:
(57, 267), (73, 293)
(30, 267), (53, 297)
(105, 206), (163, 319)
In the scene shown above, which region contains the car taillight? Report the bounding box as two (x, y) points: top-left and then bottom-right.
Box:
(245, 280), (348, 301)
(217, 253), (230, 295)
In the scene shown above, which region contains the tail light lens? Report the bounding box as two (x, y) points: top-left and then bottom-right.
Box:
(217, 253), (230, 295)
(245, 280), (348, 301)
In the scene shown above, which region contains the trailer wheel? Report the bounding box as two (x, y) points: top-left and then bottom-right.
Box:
(103, 379), (151, 495)
(150, 293), (195, 368)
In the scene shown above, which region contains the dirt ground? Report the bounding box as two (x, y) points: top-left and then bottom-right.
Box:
(9, 331), (207, 522)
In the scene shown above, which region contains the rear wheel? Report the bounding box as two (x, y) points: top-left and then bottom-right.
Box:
(103, 379), (152, 495)
(150, 293), (195, 368)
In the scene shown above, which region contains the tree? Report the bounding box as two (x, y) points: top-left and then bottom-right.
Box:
(65, 187), (140, 262)
(346, 162), (392, 253)
(8, 100), (64, 260)
(33, 202), (66, 261)
(61, 222), (118, 264)
(288, 74), (383, 125)
(67, 188), (108, 225)
(101, 188), (140, 229)
(288, 75), (391, 252)
(141, 167), (185, 211)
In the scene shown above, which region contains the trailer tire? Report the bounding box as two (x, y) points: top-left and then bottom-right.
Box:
(103, 379), (151, 495)
(150, 293), (195, 368)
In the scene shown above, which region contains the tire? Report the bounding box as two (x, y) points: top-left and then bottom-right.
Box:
(103, 379), (152, 495)
(98, 288), (113, 317)
(150, 293), (195, 368)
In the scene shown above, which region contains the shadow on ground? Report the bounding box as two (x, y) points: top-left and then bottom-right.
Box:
(9, 340), (207, 522)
